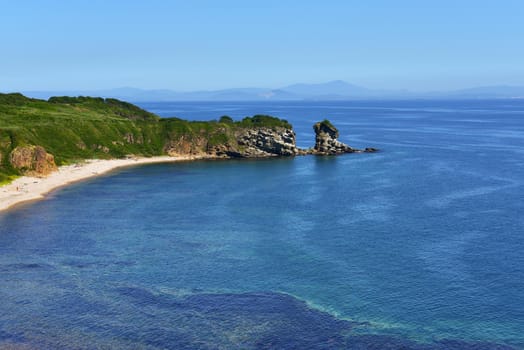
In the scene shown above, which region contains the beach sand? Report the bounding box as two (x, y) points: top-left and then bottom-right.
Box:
(0, 155), (208, 213)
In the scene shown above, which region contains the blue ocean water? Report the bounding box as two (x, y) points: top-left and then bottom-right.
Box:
(1, 100), (523, 349)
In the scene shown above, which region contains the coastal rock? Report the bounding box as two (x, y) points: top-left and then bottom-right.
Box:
(203, 120), (376, 158)
(9, 145), (57, 176)
(310, 119), (378, 155)
(206, 143), (235, 158)
(234, 127), (299, 157)
(164, 135), (208, 156)
(312, 120), (355, 155)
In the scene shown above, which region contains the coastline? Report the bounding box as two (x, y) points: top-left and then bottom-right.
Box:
(0, 155), (211, 213)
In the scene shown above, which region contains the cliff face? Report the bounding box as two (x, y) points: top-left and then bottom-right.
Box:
(164, 126), (301, 159)
(9, 146), (57, 176)
(207, 120), (377, 158)
(164, 135), (209, 157)
(233, 127), (299, 157)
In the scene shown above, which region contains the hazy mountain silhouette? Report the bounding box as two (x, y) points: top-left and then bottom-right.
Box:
(20, 81), (524, 101)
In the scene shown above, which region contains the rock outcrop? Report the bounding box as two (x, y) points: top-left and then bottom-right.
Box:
(165, 120), (376, 158)
(310, 120), (378, 155)
(163, 125), (302, 159)
(312, 120), (354, 154)
(203, 120), (376, 158)
(234, 127), (300, 157)
(9, 145), (57, 176)
(164, 135), (209, 157)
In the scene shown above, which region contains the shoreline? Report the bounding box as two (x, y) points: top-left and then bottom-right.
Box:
(0, 155), (212, 213)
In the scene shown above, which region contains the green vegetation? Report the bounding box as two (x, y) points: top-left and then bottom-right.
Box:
(218, 115), (234, 124)
(237, 115), (291, 129)
(0, 93), (293, 183)
(317, 119), (336, 130)
(0, 174), (18, 186)
(48, 96), (160, 121)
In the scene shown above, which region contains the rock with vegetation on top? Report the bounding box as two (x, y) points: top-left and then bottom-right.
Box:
(201, 115), (301, 158)
(311, 119), (378, 155)
(312, 119), (354, 154)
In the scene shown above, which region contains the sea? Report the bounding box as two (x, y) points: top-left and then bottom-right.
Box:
(0, 100), (523, 349)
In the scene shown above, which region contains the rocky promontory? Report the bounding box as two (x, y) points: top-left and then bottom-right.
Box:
(192, 118), (377, 159)
(0, 94), (377, 181)
(3, 117), (377, 178)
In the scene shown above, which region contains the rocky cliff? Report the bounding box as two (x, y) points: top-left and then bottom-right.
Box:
(162, 115), (301, 159)
(163, 126), (299, 159)
(205, 119), (377, 158)
(232, 127), (300, 157)
(310, 120), (377, 155)
(9, 145), (57, 176)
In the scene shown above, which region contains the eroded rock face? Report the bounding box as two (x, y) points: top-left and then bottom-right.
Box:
(9, 145), (57, 176)
(235, 127), (299, 157)
(163, 120), (375, 159)
(312, 120), (354, 154)
(164, 136), (209, 157)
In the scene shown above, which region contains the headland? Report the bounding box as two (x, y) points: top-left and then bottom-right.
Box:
(0, 93), (376, 212)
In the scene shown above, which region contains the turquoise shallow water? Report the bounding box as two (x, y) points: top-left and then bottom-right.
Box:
(1, 100), (523, 349)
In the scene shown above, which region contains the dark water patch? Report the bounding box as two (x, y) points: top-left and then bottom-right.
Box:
(339, 335), (519, 350)
(0, 329), (26, 344)
(110, 288), (518, 349)
(0, 263), (52, 274)
(2, 263), (46, 270)
(112, 288), (357, 348)
(60, 260), (97, 269)
(46, 292), (116, 318)
(432, 339), (517, 350)
(115, 286), (184, 309)
(61, 259), (136, 269)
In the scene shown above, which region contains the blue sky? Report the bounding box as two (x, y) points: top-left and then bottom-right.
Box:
(1, 0), (523, 91)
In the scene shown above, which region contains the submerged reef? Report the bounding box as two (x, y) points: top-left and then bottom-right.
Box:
(0, 289), (515, 349)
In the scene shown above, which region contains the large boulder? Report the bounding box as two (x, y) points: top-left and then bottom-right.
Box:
(9, 145), (57, 176)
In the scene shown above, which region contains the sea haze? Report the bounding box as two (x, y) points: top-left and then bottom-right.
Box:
(0, 100), (523, 349)
(20, 81), (524, 101)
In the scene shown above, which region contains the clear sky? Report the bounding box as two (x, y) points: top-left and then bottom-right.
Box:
(1, 0), (523, 91)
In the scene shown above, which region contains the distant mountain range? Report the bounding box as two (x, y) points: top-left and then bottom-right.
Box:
(18, 80), (524, 101)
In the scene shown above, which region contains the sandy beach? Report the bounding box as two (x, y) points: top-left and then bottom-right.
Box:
(0, 155), (208, 213)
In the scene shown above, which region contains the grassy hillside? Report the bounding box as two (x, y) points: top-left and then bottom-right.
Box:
(0, 93), (291, 184)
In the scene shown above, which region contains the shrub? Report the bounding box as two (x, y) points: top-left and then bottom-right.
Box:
(219, 115), (234, 124)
